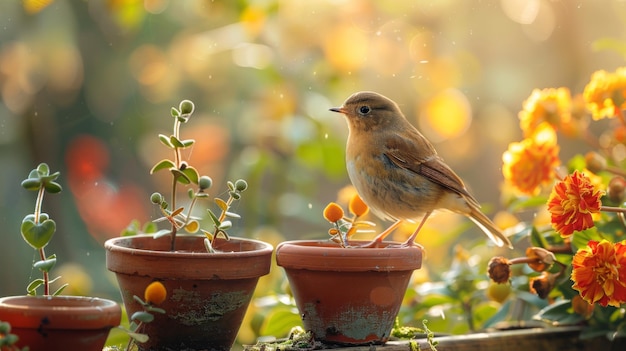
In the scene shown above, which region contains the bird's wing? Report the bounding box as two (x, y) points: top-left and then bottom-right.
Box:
(384, 133), (481, 208)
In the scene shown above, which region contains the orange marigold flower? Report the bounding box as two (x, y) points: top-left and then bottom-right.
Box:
(348, 194), (369, 217)
(519, 87), (572, 137)
(144, 281), (167, 305)
(583, 67), (626, 120)
(571, 240), (626, 307)
(547, 170), (603, 237)
(502, 125), (560, 195)
(323, 202), (344, 223)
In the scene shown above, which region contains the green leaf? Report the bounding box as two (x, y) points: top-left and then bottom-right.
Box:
(52, 283), (69, 296)
(180, 139), (195, 147)
(169, 135), (185, 148)
(181, 166), (199, 184)
(43, 180), (62, 194)
(158, 134), (174, 148)
(128, 332), (150, 343)
(33, 255), (57, 272)
(171, 169), (191, 184)
(131, 311), (155, 323)
(260, 306), (303, 338)
(171, 107), (180, 118)
(207, 209), (220, 226)
(26, 279), (44, 295)
(218, 220), (232, 230)
(533, 299), (585, 326)
(150, 159), (176, 174)
(21, 217), (56, 249)
(224, 211), (241, 219)
(21, 178), (41, 190)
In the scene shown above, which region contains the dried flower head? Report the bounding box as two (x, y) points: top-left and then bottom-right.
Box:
(487, 256), (512, 284)
(529, 271), (557, 299)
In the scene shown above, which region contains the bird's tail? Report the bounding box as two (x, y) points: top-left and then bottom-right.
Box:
(468, 207), (513, 249)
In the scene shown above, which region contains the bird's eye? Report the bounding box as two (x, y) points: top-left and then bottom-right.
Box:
(358, 105), (371, 115)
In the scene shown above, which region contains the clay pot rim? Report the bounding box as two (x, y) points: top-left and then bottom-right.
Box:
(104, 235), (273, 258)
(276, 239), (423, 272)
(0, 295), (121, 329)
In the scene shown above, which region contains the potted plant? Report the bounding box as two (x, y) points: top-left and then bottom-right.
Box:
(0, 163), (122, 351)
(276, 193), (423, 345)
(104, 99), (273, 351)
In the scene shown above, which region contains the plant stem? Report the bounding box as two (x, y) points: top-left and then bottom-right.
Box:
(169, 118), (182, 252)
(35, 184), (50, 295)
(169, 176), (178, 252)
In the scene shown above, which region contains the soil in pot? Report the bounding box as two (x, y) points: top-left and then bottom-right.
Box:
(276, 240), (423, 346)
(105, 235), (273, 351)
(0, 295), (121, 351)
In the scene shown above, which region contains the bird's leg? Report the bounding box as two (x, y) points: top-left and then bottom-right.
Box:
(399, 211), (432, 248)
(359, 220), (403, 248)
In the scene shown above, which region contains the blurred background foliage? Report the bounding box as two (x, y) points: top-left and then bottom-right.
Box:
(2, 0), (626, 347)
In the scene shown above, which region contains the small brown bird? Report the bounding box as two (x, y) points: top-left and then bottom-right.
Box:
(330, 91), (513, 249)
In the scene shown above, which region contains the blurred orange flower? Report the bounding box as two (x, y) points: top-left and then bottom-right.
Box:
(583, 67), (626, 120)
(519, 87), (572, 137)
(547, 170), (603, 237)
(502, 125), (560, 195)
(571, 240), (626, 307)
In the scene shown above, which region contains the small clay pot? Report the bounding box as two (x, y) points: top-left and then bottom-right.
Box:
(276, 240), (423, 345)
(105, 235), (273, 351)
(0, 295), (121, 351)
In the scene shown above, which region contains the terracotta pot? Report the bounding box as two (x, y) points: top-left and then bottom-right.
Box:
(0, 295), (121, 351)
(105, 235), (273, 351)
(276, 240), (423, 346)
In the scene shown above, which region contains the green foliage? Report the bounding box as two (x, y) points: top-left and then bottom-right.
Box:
(19, 163), (65, 296)
(133, 99), (250, 252)
(0, 320), (28, 351)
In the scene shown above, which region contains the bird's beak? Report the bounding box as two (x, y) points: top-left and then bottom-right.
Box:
(329, 106), (345, 114)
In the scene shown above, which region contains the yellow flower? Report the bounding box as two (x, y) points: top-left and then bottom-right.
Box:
(583, 67), (626, 120)
(547, 170), (603, 237)
(502, 124), (560, 195)
(348, 193), (369, 217)
(519, 87), (572, 137)
(323, 202), (344, 223)
(571, 240), (626, 307)
(144, 281), (167, 305)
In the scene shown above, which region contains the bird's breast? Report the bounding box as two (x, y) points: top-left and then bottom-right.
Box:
(346, 151), (445, 222)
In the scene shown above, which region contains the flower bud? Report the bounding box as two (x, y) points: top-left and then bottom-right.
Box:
(199, 176), (213, 190)
(584, 151), (606, 174)
(234, 179), (248, 192)
(179, 100), (195, 115)
(323, 202), (344, 223)
(608, 176), (626, 204)
(150, 192), (163, 204)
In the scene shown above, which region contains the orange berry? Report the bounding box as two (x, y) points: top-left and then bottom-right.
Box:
(144, 281), (167, 305)
(348, 194), (369, 217)
(323, 202), (344, 222)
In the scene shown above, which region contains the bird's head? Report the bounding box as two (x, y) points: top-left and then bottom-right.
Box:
(329, 91), (406, 133)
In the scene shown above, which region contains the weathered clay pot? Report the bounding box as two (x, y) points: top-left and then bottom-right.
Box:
(105, 235), (273, 351)
(0, 295), (121, 351)
(276, 240), (423, 345)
